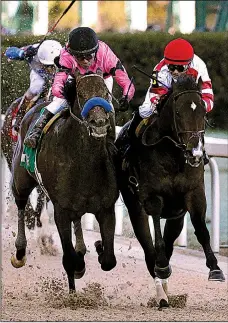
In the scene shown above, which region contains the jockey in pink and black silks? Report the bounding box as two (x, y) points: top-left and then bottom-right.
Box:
(139, 38), (214, 119)
(24, 27), (135, 149)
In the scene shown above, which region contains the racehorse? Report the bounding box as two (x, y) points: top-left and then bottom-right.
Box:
(115, 75), (225, 307)
(1, 91), (52, 229)
(10, 71), (119, 291)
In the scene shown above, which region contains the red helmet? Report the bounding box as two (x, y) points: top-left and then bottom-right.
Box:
(164, 38), (194, 65)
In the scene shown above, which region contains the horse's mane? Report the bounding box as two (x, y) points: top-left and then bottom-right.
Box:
(173, 74), (199, 93)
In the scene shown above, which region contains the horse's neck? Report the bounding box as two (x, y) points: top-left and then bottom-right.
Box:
(64, 118), (109, 160)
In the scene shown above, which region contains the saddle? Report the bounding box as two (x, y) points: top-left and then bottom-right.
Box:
(20, 108), (69, 173)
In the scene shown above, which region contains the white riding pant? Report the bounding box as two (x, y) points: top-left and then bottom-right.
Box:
(46, 97), (68, 114)
(26, 70), (45, 98)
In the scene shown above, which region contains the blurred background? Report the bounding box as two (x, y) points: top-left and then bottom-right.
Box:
(1, 0), (228, 35)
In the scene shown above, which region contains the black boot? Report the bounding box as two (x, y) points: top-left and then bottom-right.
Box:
(120, 110), (142, 158)
(24, 109), (54, 148)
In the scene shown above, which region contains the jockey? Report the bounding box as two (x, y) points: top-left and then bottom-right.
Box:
(139, 38), (214, 119)
(24, 27), (135, 149)
(127, 38), (213, 164)
(5, 39), (62, 130)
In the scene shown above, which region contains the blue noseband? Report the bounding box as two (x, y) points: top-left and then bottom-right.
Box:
(81, 97), (112, 118)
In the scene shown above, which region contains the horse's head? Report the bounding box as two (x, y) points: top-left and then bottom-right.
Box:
(161, 75), (206, 167)
(71, 71), (112, 138)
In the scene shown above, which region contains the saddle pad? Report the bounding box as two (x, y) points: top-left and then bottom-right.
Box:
(20, 145), (36, 173)
(20, 110), (63, 173)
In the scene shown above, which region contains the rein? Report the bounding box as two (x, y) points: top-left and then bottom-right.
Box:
(142, 89), (205, 149)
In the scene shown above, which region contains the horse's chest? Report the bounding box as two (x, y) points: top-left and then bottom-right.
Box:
(141, 170), (196, 195)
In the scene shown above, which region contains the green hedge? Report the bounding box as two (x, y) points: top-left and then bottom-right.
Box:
(2, 31), (228, 129)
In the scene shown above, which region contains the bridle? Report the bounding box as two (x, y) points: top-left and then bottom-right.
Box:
(68, 74), (109, 125)
(142, 89), (205, 151)
(171, 90), (205, 150)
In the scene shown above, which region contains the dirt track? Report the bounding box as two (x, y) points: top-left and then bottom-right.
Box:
(1, 202), (227, 323)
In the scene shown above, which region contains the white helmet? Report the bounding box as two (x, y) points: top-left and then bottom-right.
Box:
(37, 40), (62, 65)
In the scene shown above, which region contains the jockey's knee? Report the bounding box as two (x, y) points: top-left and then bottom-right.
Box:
(46, 97), (68, 115)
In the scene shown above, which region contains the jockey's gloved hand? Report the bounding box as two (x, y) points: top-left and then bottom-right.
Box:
(24, 46), (38, 58)
(5, 47), (24, 60)
(118, 95), (129, 112)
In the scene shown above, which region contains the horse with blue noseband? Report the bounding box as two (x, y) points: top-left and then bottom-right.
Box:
(10, 71), (119, 291)
(115, 75), (225, 308)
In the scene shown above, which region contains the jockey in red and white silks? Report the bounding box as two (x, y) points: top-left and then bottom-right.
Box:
(139, 38), (214, 119)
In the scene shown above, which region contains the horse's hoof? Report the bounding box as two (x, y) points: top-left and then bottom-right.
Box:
(158, 299), (169, 309)
(154, 264), (172, 279)
(101, 257), (117, 271)
(74, 267), (86, 279)
(208, 269), (225, 282)
(11, 255), (26, 268)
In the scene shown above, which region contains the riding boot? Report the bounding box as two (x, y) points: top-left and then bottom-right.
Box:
(13, 97), (33, 132)
(121, 110), (143, 158)
(24, 109), (54, 149)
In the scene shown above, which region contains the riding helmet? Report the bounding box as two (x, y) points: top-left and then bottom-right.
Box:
(67, 27), (99, 55)
(37, 40), (62, 65)
(164, 38), (194, 65)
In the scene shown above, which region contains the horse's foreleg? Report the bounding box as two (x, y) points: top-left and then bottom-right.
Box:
(122, 188), (157, 278)
(186, 189), (225, 282)
(34, 188), (46, 227)
(11, 181), (35, 267)
(11, 204), (27, 268)
(163, 215), (185, 260)
(94, 206), (116, 271)
(145, 196), (171, 280)
(54, 205), (85, 292)
(73, 218), (87, 256)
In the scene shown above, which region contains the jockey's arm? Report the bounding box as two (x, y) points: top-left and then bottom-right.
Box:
(139, 72), (169, 119)
(103, 44), (135, 101)
(197, 59), (214, 113)
(5, 44), (39, 61)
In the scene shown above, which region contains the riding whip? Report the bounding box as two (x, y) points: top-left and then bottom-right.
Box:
(38, 0), (77, 48)
(132, 65), (170, 90)
(119, 76), (134, 107)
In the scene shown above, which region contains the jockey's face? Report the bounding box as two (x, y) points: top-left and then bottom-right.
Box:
(168, 64), (189, 81)
(75, 53), (95, 69)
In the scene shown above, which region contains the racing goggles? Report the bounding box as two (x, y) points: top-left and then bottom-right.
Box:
(75, 53), (95, 61)
(168, 64), (189, 72)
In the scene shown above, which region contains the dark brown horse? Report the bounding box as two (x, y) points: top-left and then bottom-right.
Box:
(1, 93), (51, 229)
(10, 72), (119, 291)
(115, 75), (225, 307)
